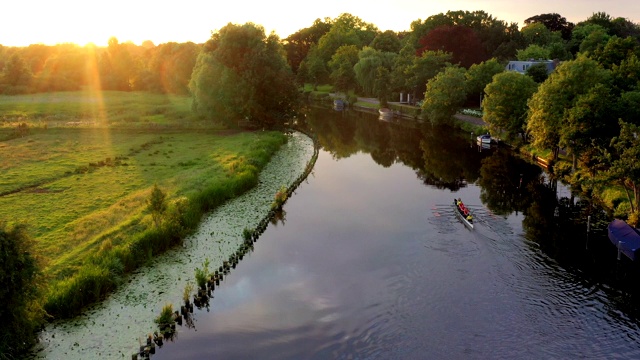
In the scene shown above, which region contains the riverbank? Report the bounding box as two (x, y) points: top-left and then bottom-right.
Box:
(0, 90), (299, 356)
(30, 131), (316, 359)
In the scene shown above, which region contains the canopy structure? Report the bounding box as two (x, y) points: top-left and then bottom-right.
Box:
(608, 219), (640, 261)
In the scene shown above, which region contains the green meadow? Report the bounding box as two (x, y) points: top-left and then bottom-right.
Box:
(0, 91), (288, 317)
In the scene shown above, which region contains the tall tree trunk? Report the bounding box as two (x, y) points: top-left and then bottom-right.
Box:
(623, 182), (635, 213)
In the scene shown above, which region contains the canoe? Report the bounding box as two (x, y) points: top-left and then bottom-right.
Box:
(453, 199), (474, 229)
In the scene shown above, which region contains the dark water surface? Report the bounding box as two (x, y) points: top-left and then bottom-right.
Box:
(153, 107), (640, 359)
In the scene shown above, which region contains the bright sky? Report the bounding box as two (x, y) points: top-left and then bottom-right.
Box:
(2, 0), (638, 47)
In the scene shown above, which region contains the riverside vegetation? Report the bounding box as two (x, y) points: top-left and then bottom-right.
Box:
(0, 90), (289, 356)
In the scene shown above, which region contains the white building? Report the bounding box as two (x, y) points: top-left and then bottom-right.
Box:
(506, 59), (558, 74)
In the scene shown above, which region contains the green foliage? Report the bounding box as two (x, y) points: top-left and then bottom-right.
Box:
(0, 93), (288, 319)
(283, 18), (332, 74)
(242, 227), (253, 241)
(483, 71), (538, 141)
(521, 23), (554, 47)
(421, 66), (467, 126)
(0, 222), (43, 357)
(328, 45), (359, 93)
(525, 63), (551, 83)
(195, 258), (210, 289)
(373, 66), (392, 105)
(271, 185), (288, 210)
(405, 50), (452, 98)
(183, 282), (194, 303)
(601, 120), (640, 212)
(516, 44), (551, 61)
(0, 53), (33, 94)
(526, 54), (609, 157)
(190, 23), (300, 129)
(628, 211), (640, 227)
(370, 30), (402, 53)
(155, 303), (175, 328)
(353, 47), (396, 96)
(148, 184), (167, 228)
(314, 13), (378, 63)
(562, 83), (619, 165)
(465, 58), (505, 97)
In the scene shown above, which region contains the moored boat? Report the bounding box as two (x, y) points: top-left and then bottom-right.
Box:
(453, 198), (474, 229)
(477, 133), (492, 144)
(608, 219), (640, 261)
(379, 107), (394, 120)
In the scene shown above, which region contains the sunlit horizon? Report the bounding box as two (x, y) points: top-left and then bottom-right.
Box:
(3, 0), (638, 47)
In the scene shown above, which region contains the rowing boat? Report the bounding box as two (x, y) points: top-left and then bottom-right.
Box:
(453, 199), (474, 229)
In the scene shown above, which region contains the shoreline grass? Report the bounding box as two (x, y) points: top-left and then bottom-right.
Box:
(0, 90), (289, 319)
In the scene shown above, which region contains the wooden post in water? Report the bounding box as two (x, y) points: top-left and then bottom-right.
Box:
(585, 215), (590, 250)
(618, 241), (623, 261)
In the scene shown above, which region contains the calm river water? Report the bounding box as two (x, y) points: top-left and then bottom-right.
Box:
(35, 106), (640, 359)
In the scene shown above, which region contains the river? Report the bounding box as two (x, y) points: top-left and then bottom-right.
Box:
(33, 106), (640, 359)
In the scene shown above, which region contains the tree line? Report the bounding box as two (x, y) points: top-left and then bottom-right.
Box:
(0, 39), (199, 95)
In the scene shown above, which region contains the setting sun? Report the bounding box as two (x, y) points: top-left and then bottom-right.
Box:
(4, 0), (638, 46)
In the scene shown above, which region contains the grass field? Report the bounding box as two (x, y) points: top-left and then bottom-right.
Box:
(0, 90), (289, 317)
(0, 90), (202, 129)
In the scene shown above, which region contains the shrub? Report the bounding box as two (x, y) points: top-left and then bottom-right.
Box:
(628, 211), (640, 227)
(155, 303), (175, 330)
(194, 258), (210, 289)
(183, 282), (194, 304)
(614, 202), (631, 219)
(271, 185), (288, 210)
(148, 184), (167, 228)
(0, 222), (43, 357)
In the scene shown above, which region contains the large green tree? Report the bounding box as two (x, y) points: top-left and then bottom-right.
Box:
(99, 37), (136, 91)
(0, 53), (33, 94)
(353, 47), (396, 96)
(141, 42), (200, 94)
(189, 23), (299, 129)
(283, 18), (332, 74)
(314, 13), (378, 63)
(482, 71), (538, 141)
(524, 13), (574, 40)
(562, 83), (619, 169)
(328, 45), (359, 93)
(369, 30), (402, 53)
(421, 65), (467, 126)
(404, 50), (451, 102)
(526, 54), (610, 159)
(465, 58), (505, 106)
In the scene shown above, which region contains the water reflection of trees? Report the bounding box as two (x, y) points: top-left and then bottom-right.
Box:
(302, 105), (640, 322)
(477, 149), (541, 216)
(303, 105), (495, 191)
(418, 123), (487, 190)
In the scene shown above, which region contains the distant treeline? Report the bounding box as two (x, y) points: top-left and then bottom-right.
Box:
(1, 11), (638, 99)
(0, 39), (200, 95)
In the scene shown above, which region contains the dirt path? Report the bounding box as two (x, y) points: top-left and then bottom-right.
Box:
(453, 113), (487, 127)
